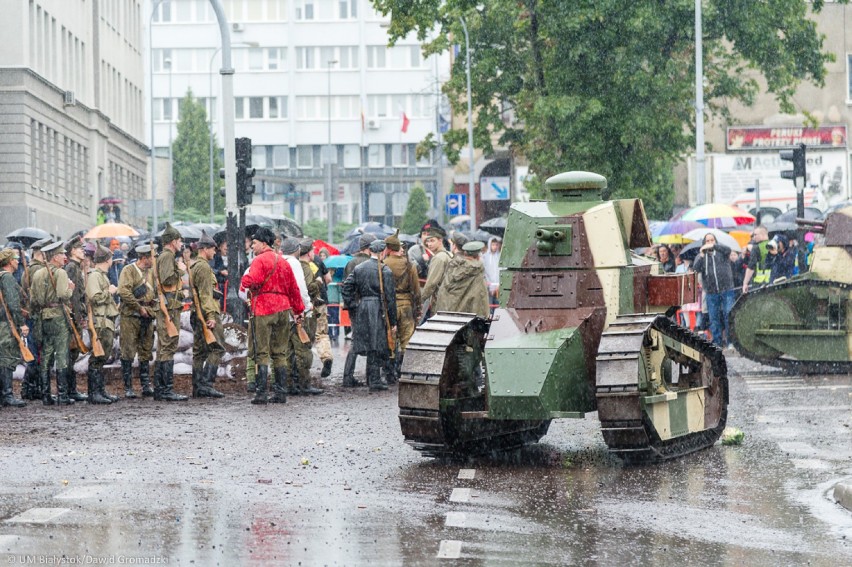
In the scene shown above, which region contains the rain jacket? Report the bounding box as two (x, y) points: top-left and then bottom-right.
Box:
(341, 257), (397, 354)
(481, 237), (501, 290)
(434, 255), (490, 317)
(692, 244), (734, 295)
(241, 249), (304, 317)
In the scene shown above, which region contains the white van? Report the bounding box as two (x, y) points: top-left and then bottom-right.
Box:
(729, 186), (822, 215)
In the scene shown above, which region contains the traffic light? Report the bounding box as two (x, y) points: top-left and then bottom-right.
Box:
(779, 143), (806, 187)
(235, 137), (256, 207)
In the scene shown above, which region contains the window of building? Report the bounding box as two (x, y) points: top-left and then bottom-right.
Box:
(252, 145), (267, 169)
(343, 144), (360, 168)
(297, 146), (313, 168)
(153, 48), (172, 72)
(847, 54), (852, 101)
(268, 0), (289, 20)
(162, 98), (173, 121)
(391, 144), (409, 166)
(296, 96), (320, 119)
(367, 46), (386, 69)
(317, 0), (335, 19)
(296, 47), (315, 69)
(273, 145), (290, 169)
(368, 95), (388, 117)
(269, 97), (280, 119)
(368, 144), (385, 168)
(339, 0), (357, 19)
(268, 47), (284, 70)
(175, 1), (192, 22)
(248, 48), (264, 70)
(249, 97), (264, 119)
(235, 97), (245, 119)
(246, 0), (264, 21)
(295, 0), (315, 20)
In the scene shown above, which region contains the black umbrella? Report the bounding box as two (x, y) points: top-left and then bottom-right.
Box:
(245, 214), (303, 238)
(679, 241), (701, 261)
(6, 227), (51, 246)
(463, 229), (494, 243)
(766, 221), (799, 235)
(156, 224), (202, 241)
(774, 207), (824, 223)
(344, 222), (395, 239)
(399, 233), (418, 246)
(480, 217), (507, 236)
(339, 237), (361, 256)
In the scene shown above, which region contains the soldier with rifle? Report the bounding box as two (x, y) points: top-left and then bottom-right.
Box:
(188, 231), (225, 398)
(382, 231), (421, 384)
(63, 236), (89, 402)
(0, 248), (28, 407)
(29, 241), (76, 405)
(117, 243), (156, 397)
(153, 223), (188, 401)
(85, 245), (120, 404)
(20, 237), (51, 400)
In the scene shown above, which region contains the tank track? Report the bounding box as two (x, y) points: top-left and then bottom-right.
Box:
(596, 314), (728, 463)
(398, 313), (551, 458)
(730, 278), (852, 374)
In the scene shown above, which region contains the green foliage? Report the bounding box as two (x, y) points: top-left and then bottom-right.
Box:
(172, 89), (224, 217)
(373, 0), (841, 211)
(400, 186), (430, 234)
(302, 219), (357, 244)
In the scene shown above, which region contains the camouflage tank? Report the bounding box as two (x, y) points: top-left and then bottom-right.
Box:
(398, 171), (729, 462)
(730, 206), (852, 373)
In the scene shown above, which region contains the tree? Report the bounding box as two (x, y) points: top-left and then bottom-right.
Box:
(302, 219), (357, 243)
(400, 186), (430, 234)
(372, 0), (842, 219)
(172, 89), (224, 215)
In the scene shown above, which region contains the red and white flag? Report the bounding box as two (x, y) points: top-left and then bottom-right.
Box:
(401, 112), (410, 133)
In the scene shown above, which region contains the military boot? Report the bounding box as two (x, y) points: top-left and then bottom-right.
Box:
(87, 369), (112, 404)
(40, 370), (56, 405)
(299, 366), (323, 395)
(159, 361), (188, 402)
(56, 369), (74, 405)
(121, 359), (137, 398)
(66, 368), (87, 402)
(98, 368), (120, 402)
(197, 364), (224, 398)
(1, 368), (26, 407)
(251, 365), (269, 404)
(21, 363), (41, 400)
(320, 359), (333, 378)
(152, 362), (166, 400)
(191, 365), (203, 398)
(342, 351), (362, 387)
(287, 366), (301, 396)
(139, 362), (154, 397)
(270, 367), (287, 403)
(367, 356), (388, 392)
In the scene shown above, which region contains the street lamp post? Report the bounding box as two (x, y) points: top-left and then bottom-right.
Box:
(148, 0), (169, 233)
(165, 56), (174, 222)
(326, 59), (338, 244)
(460, 17), (476, 231)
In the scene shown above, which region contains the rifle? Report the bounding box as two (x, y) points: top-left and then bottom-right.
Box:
(188, 259), (217, 345)
(83, 268), (106, 358)
(377, 259), (396, 358)
(0, 284), (34, 363)
(296, 320), (311, 344)
(151, 246), (179, 338)
(45, 265), (88, 354)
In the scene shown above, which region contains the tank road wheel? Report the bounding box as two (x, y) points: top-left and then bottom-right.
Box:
(596, 315), (728, 463)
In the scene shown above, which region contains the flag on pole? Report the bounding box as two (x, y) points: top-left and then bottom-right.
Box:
(401, 112), (410, 133)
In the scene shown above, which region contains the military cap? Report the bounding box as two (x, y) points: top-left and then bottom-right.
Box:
(425, 226), (446, 239)
(281, 237), (300, 255)
(31, 237), (53, 251)
(369, 240), (387, 254)
(385, 230), (401, 252)
(252, 227), (275, 246)
(64, 235), (83, 253)
(94, 244), (112, 263)
(451, 232), (469, 250)
(358, 233), (377, 251)
(160, 222), (182, 244)
(197, 230), (217, 249)
(299, 238), (314, 256)
(134, 243), (154, 256)
(42, 241), (66, 256)
(0, 248), (18, 267)
(462, 241), (485, 255)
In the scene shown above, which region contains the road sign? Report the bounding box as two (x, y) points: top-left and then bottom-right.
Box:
(481, 176), (510, 201)
(445, 193), (468, 216)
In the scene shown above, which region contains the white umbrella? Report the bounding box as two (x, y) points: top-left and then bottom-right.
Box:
(682, 228), (742, 252)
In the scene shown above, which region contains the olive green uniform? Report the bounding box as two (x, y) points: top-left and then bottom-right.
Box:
(384, 254), (421, 350)
(117, 261), (156, 365)
(29, 264), (72, 402)
(420, 249), (452, 311)
(85, 266), (119, 371)
(20, 259), (44, 399)
(155, 248), (183, 361)
(0, 271), (24, 371)
(288, 260), (319, 392)
(435, 255), (490, 318)
(64, 259), (88, 400)
(190, 258), (226, 397)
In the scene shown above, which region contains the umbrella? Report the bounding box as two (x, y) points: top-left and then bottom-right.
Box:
(651, 220), (705, 245)
(6, 227), (51, 246)
(324, 254), (352, 269)
(98, 196), (123, 205)
(84, 223), (139, 239)
(679, 241), (702, 261)
(480, 217), (507, 236)
(399, 233), (418, 246)
(339, 237), (361, 256)
(312, 239), (340, 256)
(463, 229), (494, 243)
(245, 214), (303, 238)
(344, 222), (395, 239)
(156, 224), (202, 241)
(448, 215), (471, 226)
(774, 207), (824, 223)
(681, 228), (742, 252)
(680, 203), (755, 229)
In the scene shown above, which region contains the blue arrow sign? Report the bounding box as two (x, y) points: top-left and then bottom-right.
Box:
(481, 176), (510, 201)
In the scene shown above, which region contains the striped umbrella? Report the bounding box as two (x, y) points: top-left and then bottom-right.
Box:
(681, 203), (755, 229)
(651, 220), (706, 244)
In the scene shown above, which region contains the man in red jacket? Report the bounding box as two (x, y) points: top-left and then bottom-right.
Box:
(240, 227), (305, 404)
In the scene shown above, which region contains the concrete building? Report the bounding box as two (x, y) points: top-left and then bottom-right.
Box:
(148, 0), (449, 230)
(0, 0), (149, 239)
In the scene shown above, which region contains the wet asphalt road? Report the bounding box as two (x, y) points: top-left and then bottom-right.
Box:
(0, 343), (850, 566)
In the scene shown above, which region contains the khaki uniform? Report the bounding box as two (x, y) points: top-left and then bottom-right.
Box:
(30, 264), (72, 393)
(288, 260), (319, 390)
(190, 258), (226, 370)
(434, 255), (490, 318)
(155, 248), (183, 361)
(0, 271), (24, 370)
(384, 254), (421, 350)
(64, 259), (87, 398)
(85, 267), (119, 371)
(117, 261), (156, 363)
(420, 249), (452, 311)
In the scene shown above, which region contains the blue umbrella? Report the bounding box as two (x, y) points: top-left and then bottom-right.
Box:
(324, 255), (352, 269)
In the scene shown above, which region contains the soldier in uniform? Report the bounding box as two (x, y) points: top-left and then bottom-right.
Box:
(341, 233), (376, 387)
(435, 241), (491, 317)
(189, 231), (225, 398)
(302, 239), (334, 380)
(419, 226), (452, 319)
(341, 240), (397, 391)
(118, 244), (156, 397)
(20, 237), (51, 400)
(153, 223), (188, 402)
(29, 241), (75, 405)
(292, 238), (323, 395)
(0, 248), (28, 407)
(241, 227), (305, 404)
(63, 236), (89, 401)
(382, 231), (421, 383)
(85, 245), (120, 404)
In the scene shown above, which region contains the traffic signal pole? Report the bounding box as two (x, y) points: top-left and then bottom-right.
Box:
(780, 143), (807, 259)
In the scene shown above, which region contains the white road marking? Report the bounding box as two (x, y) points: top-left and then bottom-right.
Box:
(437, 540), (462, 559)
(0, 535), (21, 546)
(445, 511), (467, 527)
(762, 406), (851, 412)
(449, 488), (471, 503)
(54, 485), (103, 499)
(748, 384), (852, 392)
(5, 508), (70, 524)
(457, 469), (476, 480)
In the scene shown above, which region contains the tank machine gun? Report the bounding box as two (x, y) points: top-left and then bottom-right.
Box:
(398, 171), (729, 462)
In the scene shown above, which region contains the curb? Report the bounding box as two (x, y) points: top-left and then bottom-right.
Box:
(834, 480), (852, 513)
